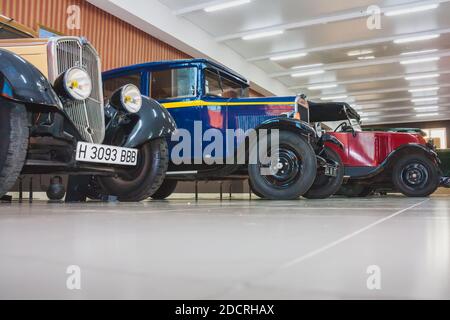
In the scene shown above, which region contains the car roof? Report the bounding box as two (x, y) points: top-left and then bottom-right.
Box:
(103, 58), (250, 86)
(308, 101), (361, 122)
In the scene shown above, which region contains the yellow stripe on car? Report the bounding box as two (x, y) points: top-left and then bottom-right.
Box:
(161, 100), (295, 109)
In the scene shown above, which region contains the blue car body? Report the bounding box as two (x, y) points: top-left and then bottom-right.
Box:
(103, 59), (309, 169)
(103, 59), (338, 179)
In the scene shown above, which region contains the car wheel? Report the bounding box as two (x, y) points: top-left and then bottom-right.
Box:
(0, 102), (29, 198)
(392, 154), (440, 197)
(337, 184), (372, 197)
(248, 131), (317, 200)
(97, 138), (168, 202)
(303, 146), (344, 199)
(151, 179), (178, 200)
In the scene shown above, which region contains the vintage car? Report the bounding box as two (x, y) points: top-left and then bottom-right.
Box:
(308, 101), (445, 197)
(103, 59), (345, 200)
(0, 37), (176, 202)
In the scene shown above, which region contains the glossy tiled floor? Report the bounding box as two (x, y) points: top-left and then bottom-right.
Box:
(0, 195), (449, 299)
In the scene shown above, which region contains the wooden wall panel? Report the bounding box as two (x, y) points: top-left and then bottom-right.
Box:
(0, 0), (190, 71)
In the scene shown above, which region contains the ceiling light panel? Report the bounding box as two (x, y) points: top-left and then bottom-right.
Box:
(400, 57), (440, 65)
(204, 0), (251, 12)
(385, 4), (439, 17)
(270, 53), (307, 61)
(291, 70), (325, 77)
(394, 34), (440, 44)
(405, 74), (440, 81)
(242, 30), (284, 40)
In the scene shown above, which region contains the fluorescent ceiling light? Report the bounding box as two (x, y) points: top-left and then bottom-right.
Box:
(412, 97), (439, 103)
(394, 34), (440, 44)
(347, 49), (373, 57)
(357, 55), (375, 60)
(405, 73), (439, 81)
(414, 106), (439, 111)
(401, 49), (438, 56)
(409, 86), (439, 93)
(242, 30), (284, 40)
(385, 3), (439, 16)
(400, 57), (440, 65)
(361, 117), (379, 122)
(416, 112), (439, 117)
(292, 70), (325, 78)
(292, 63), (324, 70)
(321, 95), (348, 101)
(270, 53), (307, 61)
(204, 0), (251, 12)
(307, 84), (338, 90)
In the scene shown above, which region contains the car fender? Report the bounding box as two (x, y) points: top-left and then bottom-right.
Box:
(122, 96), (177, 148)
(0, 49), (61, 109)
(256, 117), (317, 139)
(382, 143), (440, 167)
(350, 143), (440, 180)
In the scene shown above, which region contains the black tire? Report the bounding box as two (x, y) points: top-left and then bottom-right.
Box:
(392, 154), (440, 197)
(248, 131), (317, 200)
(0, 102), (29, 198)
(97, 138), (168, 202)
(337, 184), (373, 197)
(151, 179), (178, 200)
(303, 147), (344, 199)
(249, 180), (265, 198)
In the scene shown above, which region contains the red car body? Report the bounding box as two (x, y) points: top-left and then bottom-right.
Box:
(328, 131), (428, 168)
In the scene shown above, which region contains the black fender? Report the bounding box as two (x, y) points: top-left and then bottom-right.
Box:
(105, 96), (177, 149)
(256, 117), (317, 139)
(320, 133), (344, 150)
(350, 143), (440, 180)
(0, 49), (61, 108)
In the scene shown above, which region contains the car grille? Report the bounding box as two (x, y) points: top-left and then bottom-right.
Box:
(48, 37), (105, 144)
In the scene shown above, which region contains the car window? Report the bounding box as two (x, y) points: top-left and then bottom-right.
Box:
(205, 68), (248, 98)
(150, 67), (197, 100)
(103, 73), (141, 101)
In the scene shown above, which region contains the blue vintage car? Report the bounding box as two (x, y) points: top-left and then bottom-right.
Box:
(103, 59), (344, 200)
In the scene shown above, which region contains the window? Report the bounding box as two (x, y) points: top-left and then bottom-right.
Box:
(150, 68), (197, 100)
(38, 27), (59, 38)
(0, 17), (34, 39)
(103, 73), (141, 101)
(205, 68), (248, 98)
(422, 128), (447, 149)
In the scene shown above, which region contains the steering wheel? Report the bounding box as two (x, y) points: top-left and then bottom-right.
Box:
(334, 121), (348, 132)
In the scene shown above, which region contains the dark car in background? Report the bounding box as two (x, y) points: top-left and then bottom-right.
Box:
(0, 37), (176, 202)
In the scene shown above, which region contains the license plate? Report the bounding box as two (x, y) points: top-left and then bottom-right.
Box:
(75, 142), (138, 166)
(324, 166), (338, 177)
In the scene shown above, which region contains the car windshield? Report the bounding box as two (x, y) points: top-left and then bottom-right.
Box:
(204, 68), (248, 98)
(151, 67), (197, 100)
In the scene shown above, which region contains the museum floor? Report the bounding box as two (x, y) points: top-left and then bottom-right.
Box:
(0, 195), (449, 299)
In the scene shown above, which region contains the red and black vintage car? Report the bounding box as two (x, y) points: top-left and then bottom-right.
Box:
(308, 101), (446, 197)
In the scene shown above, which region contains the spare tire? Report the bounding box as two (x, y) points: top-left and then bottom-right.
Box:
(0, 101), (29, 198)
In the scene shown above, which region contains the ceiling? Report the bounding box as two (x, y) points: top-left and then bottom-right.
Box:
(156, 0), (450, 125)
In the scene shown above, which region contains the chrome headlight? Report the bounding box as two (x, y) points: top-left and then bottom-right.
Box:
(111, 84), (142, 114)
(55, 67), (92, 100)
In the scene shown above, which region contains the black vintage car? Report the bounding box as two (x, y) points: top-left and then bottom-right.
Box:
(0, 37), (176, 201)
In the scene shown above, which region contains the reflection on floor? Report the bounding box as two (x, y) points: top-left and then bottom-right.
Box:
(0, 195), (449, 299)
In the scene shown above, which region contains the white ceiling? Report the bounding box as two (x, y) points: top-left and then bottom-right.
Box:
(158, 0), (450, 125)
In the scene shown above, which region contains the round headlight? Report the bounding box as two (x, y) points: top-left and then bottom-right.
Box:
(120, 84), (142, 113)
(64, 67), (92, 100)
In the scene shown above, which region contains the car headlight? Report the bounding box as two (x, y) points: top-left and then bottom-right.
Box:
(55, 67), (92, 101)
(111, 84), (142, 114)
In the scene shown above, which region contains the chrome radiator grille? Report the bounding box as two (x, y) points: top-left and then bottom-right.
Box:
(48, 37), (105, 144)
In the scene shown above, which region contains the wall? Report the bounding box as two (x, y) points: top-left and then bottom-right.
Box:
(365, 120), (450, 147)
(0, 0), (189, 71)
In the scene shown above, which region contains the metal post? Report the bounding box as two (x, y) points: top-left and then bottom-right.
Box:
(219, 182), (223, 201)
(229, 183), (232, 200)
(29, 177), (33, 203)
(248, 179), (252, 200)
(19, 177), (23, 203)
(195, 180), (198, 202)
